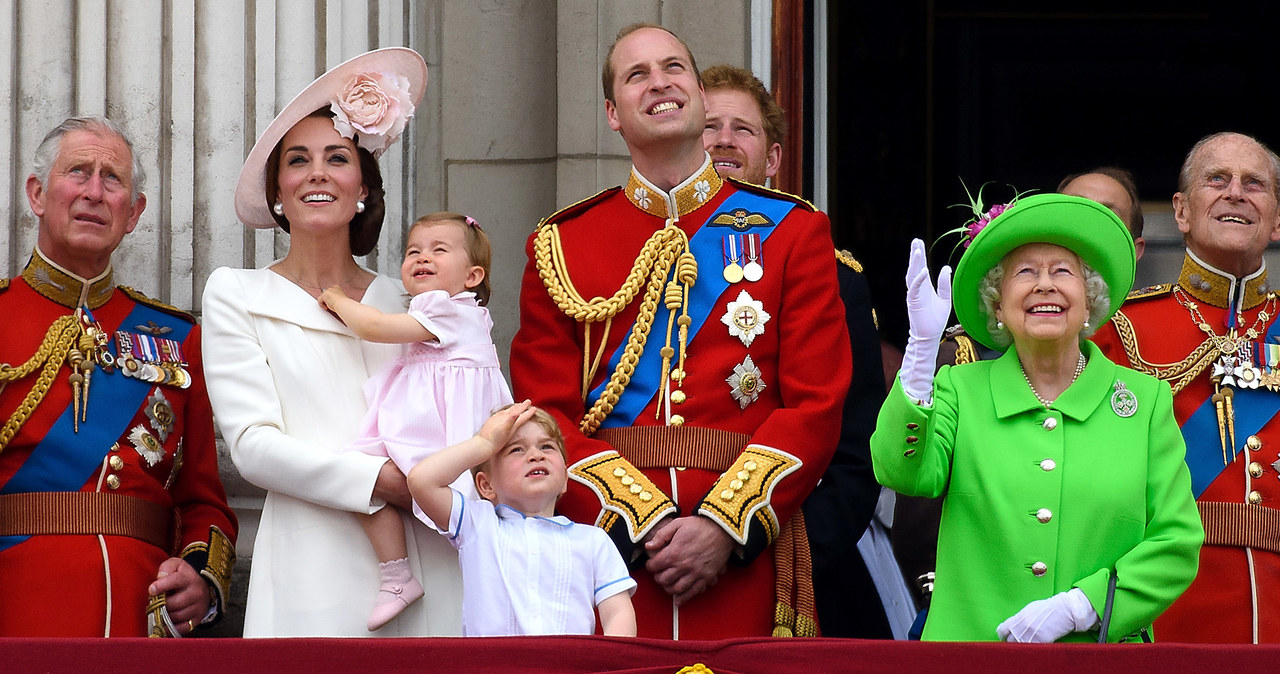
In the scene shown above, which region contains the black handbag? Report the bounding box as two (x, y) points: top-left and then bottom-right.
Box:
(1097, 571), (1152, 643)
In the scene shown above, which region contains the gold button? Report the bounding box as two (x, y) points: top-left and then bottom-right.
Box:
(109, 455), (125, 470)
(737, 470), (750, 481)
(1248, 491), (1263, 505)
(1250, 462), (1265, 478)
(671, 369), (685, 383)
(630, 484), (643, 494)
(621, 475), (635, 486)
(1031, 561), (1048, 577)
(1040, 459), (1056, 472)
(106, 474), (121, 490)
(670, 414), (685, 427)
(906, 435), (919, 444)
(720, 489), (735, 501)
(676, 467), (686, 471)
(1247, 435), (1263, 450)
(730, 479), (744, 490)
(744, 460), (758, 471)
(639, 492), (652, 502)
(613, 467), (627, 477)
(671, 390), (687, 405)
(1042, 418), (1057, 431)
(1036, 508), (1053, 524)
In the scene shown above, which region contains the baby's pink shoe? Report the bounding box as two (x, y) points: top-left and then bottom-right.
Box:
(367, 558), (425, 631)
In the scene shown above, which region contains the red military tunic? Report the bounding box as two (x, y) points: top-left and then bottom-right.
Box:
(511, 158), (850, 639)
(1093, 251), (1280, 643)
(0, 250), (237, 637)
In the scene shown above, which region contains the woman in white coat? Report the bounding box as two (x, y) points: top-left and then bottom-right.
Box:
(202, 48), (462, 637)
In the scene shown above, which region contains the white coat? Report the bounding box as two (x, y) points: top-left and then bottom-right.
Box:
(202, 266), (463, 637)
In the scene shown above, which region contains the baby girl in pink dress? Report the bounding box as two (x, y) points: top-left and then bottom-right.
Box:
(320, 212), (511, 630)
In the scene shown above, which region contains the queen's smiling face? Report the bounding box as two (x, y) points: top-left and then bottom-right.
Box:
(995, 243), (1089, 351)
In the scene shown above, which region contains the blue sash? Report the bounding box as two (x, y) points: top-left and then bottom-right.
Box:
(590, 189), (796, 429)
(1182, 319), (1280, 497)
(0, 302), (191, 552)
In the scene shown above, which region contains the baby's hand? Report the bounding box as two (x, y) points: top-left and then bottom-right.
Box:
(317, 285), (346, 311)
(476, 400), (537, 453)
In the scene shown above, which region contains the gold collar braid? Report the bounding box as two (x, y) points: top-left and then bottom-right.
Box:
(624, 158), (723, 221)
(1178, 250), (1270, 312)
(22, 247), (114, 310)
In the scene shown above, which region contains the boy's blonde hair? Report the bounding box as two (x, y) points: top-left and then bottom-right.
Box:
(471, 405), (567, 480)
(410, 211), (493, 305)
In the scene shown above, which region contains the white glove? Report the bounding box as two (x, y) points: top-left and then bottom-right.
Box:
(996, 588), (1100, 643)
(899, 238), (952, 403)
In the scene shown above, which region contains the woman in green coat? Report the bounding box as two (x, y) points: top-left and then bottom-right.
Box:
(872, 193), (1203, 642)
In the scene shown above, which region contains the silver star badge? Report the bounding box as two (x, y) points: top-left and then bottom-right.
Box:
(128, 424), (165, 467)
(721, 290), (771, 347)
(726, 355), (766, 409)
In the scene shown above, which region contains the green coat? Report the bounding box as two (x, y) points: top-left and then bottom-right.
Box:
(872, 340), (1203, 642)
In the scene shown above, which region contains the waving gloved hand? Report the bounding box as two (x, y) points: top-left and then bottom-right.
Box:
(996, 588), (1100, 643)
(899, 238), (952, 404)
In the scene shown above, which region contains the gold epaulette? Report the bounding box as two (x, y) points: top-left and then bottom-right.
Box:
(117, 286), (195, 324)
(0, 278), (9, 292)
(698, 445), (801, 546)
(535, 186), (623, 231)
(835, 249), (864, 273)
(951, 334), (980, 365)
(1125, 283), (1174, 302)
(568, 451), (676, 542)
(726, 177), (817, 211)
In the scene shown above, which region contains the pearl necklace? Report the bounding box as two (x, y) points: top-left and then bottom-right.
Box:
(1022, 352), (1087, 408)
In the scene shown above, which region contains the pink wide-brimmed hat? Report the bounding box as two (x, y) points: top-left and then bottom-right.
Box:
(234, 47), (428, 229)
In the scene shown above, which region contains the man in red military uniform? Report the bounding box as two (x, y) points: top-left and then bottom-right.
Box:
(0, 116), (237, 637)
(510, 24), (850, 639)
(1093, 131), (1280, 643)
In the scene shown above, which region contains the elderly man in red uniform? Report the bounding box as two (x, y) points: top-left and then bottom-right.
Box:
(510, 24), (849, 639)
(1093, 131), (1280, 643)
(0, 116), (236, 637)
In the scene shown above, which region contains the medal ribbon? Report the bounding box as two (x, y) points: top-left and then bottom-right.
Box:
(1181, 318), (1280, 498)
(589, 189), (795, 429)
(0, 303), (192, 552)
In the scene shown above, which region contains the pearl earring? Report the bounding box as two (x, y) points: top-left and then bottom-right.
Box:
(996, 321), (1004, 330)
(272, 202), (284, 216)
(356, 200), (366, 213)
(1083, 320), (1090, 329)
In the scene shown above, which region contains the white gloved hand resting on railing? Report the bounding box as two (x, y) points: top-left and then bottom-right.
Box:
(996, 587), (1100, 643)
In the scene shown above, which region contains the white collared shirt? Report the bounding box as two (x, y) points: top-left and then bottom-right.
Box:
(443, 489), (636, 636)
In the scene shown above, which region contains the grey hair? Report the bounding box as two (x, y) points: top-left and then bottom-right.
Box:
(978, 256), (1111, 349)
(31, 116), (146, 203)
(1178, 131), (1280, 202)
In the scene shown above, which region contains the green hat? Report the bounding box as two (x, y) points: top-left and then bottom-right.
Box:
(952, 193), (1136, 351)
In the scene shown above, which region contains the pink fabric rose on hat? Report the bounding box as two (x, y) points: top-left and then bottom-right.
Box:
(330, 71), (415, 156)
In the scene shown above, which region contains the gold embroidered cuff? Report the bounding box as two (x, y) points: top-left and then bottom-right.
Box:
(181, 525), (236, 617)
(569, 451), (676, 542)
(698, 445), (801, 546)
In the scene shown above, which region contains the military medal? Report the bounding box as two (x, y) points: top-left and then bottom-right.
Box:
(1111, 381), (1137, 418)
(742, 233), (763, 282)
(117, 330), (191, 387)
(726, 355), (766, 409)
(128, 424), (166, 467)
(145, 389), (175, 443)
(721, 290), (771, 347)
(722, 235), (744, 283)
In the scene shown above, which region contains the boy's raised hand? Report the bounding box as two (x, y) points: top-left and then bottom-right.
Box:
(476, 400), (537, 454)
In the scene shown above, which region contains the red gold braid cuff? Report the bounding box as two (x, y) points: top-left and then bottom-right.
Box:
(569, 451), (676, 542)
(698, 445), (801, 546)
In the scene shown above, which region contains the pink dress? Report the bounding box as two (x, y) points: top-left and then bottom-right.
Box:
(347, 290), (513, 516)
